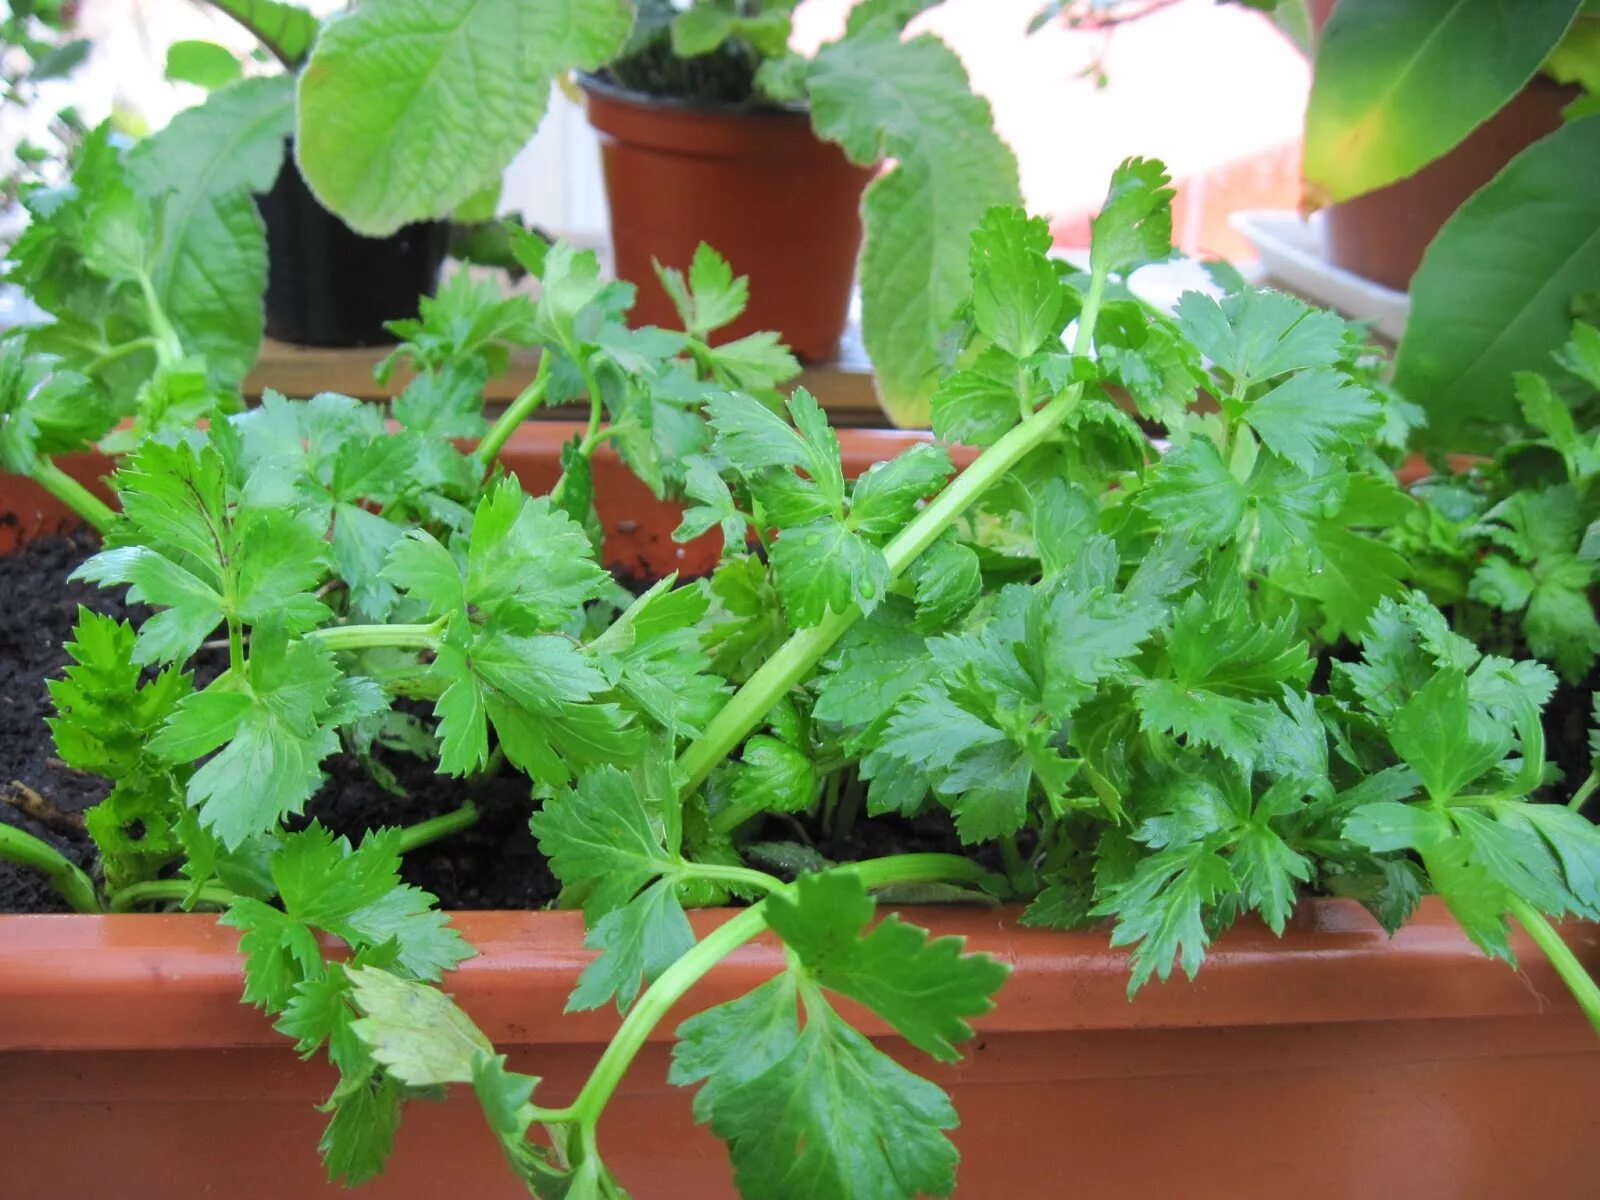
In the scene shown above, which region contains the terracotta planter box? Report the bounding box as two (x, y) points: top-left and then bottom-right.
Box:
(3, 428), (1599, 1197)
(2, 903), (1599, 1198)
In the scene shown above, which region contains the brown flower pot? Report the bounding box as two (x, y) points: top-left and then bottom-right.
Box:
(579, 75), (874, 365)
(1321, 81), (1574, 291)
(1305, 0), (1577, 291)
(5, 438), (1599, 1197)
(2, 901), (1599, 1198)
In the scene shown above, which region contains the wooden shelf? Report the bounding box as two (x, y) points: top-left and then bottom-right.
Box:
(243, 324), (888, 426)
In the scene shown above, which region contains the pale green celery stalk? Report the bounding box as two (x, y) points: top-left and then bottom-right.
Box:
(688, 277), (1110, 828)
(134, 272), (184, 366)
(1569, 770), (1599, 812)
(474, 351), (554, 472)
(108, 880), (235, 913)
(544, 852), (988, 1137)
(306, 620), (445, 654)
(546, 356), (613, 509)
(395, 801), (479, 853)
(83, 336), (159, 376)
(0, 823), (102, 912)
(1506, 894), (1600, 1038)
(227, 619), (246, 678)
(30, 460), (115, 533)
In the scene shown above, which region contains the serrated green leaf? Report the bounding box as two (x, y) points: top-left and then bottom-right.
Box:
(1089, 156), (1174, 280)
(767, 870), (1007, 1061)
(1174, 287), (1347, 390)
(907, 537), (981, 632)
(567, 878), (696, 1014)
(671, 975), (962, 1200)
(673, 455), (746, 549)
(848, 443), (953, 539)
(1139, 439), (1248, 547)
(347, 967), (494, 1086)
(930, 345), (1040, 447)
(1388, 668), (1512, 803)
(529, 766), (678, 920)
(1093, 840), (1236, 995)
(968, 205), (1065, 358)
(0, 342), (112, 472)
(1244, 368), (1381, 473)
(656, 242), (747, 338)
(1230, 822), (1311, 933)
(297, 0), (632, 234)
(770, 519), (891, 625)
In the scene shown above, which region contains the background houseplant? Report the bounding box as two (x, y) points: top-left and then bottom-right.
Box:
(5, 139), (1600, 1195)
(170, 2), (454, 348)
(1301, 0), (1600, 450)
(295, 0), (1020, 428)
(578, 0), (877, 365)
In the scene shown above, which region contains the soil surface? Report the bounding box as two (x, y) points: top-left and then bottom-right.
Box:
(0, 531), (555, 913)
(0, 528), (137, 913)
(0, 533), (965, 914)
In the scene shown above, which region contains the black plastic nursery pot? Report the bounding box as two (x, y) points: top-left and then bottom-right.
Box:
(256, 147), (450, 348)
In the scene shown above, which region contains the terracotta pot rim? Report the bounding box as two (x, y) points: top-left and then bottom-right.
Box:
(1, 897), (1596, 1054)
(576, 70), (810, 122)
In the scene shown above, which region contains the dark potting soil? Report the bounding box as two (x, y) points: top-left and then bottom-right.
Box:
(0, 530), (555, 914)
(0, 527), (138, 914)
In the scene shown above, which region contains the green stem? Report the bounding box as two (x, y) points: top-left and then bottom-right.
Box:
(108, 880), (235, 913)
(836, 852), (996, 891)
(557, 903), (769, 1128)
(227, 618), (245, 679)
(559, 851), (979, 1132)
(0, 823), (101, 913)
(32, 460), (115, 533)
(694, 390), (1084, 818)
(395, 802), (479, 854)
(578, 358), (605, 446)
(307, 621), (445, 654)
(475, 352), (553, 472)
(1507, 894), (1600, 1039)
(679, 861), (785, 895)
(83, 336), (159, 376)
(1570, 770), (1599, 812)
(821, 771), (842, 837)
(1000, 834), (1031, 889)
(687, 273), (1110, 818)
(547, 364), (616, 510)
(135, 272), (184, 366)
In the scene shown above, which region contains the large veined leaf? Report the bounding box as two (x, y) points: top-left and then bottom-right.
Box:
(206, 0), (320, 67)
(1303, 0), (1582, 204)
(1394, 116), (1600, 451)
(126, 75), (295, 387)
(296, 0), (632, 235)
(807, 30), (1022, 427)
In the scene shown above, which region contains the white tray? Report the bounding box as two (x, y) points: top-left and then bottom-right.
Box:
(1229, 209), (1409, 341)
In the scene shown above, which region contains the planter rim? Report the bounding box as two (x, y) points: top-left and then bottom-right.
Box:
(1, 897), (1595, 1053)
(576, 70), (810, 122)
